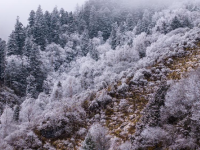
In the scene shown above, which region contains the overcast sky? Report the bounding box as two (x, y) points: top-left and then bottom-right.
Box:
(0, 0), (86, 41)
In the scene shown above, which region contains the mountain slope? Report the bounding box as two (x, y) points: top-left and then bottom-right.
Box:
(30, 28), (200, 149)
(1, 0), (200, 149)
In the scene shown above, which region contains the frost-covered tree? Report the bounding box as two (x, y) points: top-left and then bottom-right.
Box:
(182, 16), (192, 28)
(0, 39), (6, 81)
(44, 10), (51, 43)
(133, 32), (148, 58)
(23, 37), (34, 59)
(98, 7), (112, 40)
(5, 56), (29, 96)
(13, 105), (20, 122)
(171, 16), (182, 30)
(77, 18), (87, 34)
(28, 10), (36, 28)
(81, 29), (90, 56)
(90, 123), (110, 150)
(29, 44), (45, 95)
(136, 10), (152, 34)
(7, 17), (25, 56)
(119, 22), (127, 33)
(145, 82), (170, 127)
(26, 75), (37, 98)
(33, 6), (46, 50)
(45, 43), (65, 71)
(110, 22), (118, 50)
(160, 21), (168, 34)
(50, 7), (60, 44)
(126, 13), (134, 31)
(89, 39), (99, 61)
(14, 17), (26, 55)
(59, 8), (68, 26)
(82, 133), (96, 150)
(27, 10), (36, 37)
(132, 82), (170, 149)
(89, 6), (98, 38)
(20, 98), (35, 122)
(54, 81), (63, 100)
(67, 12), (75, 34)
(82, 123), (110, 150)
(7, 32), (17, 56)
(65, 44), (76, 64)
(160, 70), (200, 147)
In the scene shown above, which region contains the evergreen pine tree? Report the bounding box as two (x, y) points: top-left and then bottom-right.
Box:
(98, 7), (112, 40)
(6, 18), (29, 95)
(171, 16), (182, 30)
(81, 29), (90, 56)
(136, 10), (152, 34)
(29, 44), (46, 96)
(0, 39), (6, 81)
(67, 12), (76, 34)
(27, 10), (36, 37)
(7, 17), (25, 56)
(65, 42), (76, 64)
(117, 22), (127, 46)
(53, 81), (63, 101)
(28, 10), (36, 28)
(97, 31), (104, 44)
(44, 10), (51, 44)
(142, 10), (152, 34)
(59, 8), (68, 26)
(23, 37), (34, 59)
(110, 22), (118, 50)
(89, 6), (98, 38)
(15, 17), (26, 55)
(89, 39), (99, 61)
(182, 17), (192, 28)
(26, 74), (37, 98)
(119, 22), (127, 33)
(82, 133), (96, 150)
(78, 18), (87, 34)
(143, 82), (170, 127)
(13, 105), (20, 122)
(136, 19), (142, 34)
(161, 21), (168, 34)
(59, 33), (69, 48)
(5, 56), (29, 96)
(126, 13), (134, 31)
(82, 1), (91, 27)
(7, 31), (17, 56)
(50, 7), (60, 44)
(33, 5), (46, 50)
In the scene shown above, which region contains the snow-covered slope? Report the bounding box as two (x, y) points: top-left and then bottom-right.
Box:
(1, 0), (200, 149)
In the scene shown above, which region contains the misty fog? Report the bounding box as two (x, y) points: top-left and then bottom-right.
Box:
(0, 0), (86, 41)
(0, 0), (196, 41)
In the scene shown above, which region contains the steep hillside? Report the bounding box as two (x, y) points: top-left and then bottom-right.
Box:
(22, 29), (200, 149)
(1, 0), (200, 149)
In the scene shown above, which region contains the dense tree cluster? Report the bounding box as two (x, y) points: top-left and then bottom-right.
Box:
(0, 0), (200, 149)
(2, 0), (192, 97)
(132, 70), (200, 149)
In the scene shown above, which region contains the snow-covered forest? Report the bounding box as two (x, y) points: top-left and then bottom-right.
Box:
(1, 0), (200, 149)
